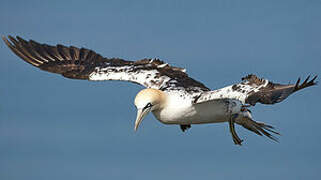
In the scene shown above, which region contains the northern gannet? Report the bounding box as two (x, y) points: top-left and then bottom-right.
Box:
(3, 36), (317, 145)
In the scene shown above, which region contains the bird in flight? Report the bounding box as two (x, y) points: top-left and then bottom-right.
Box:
(3, 35), (317, 145)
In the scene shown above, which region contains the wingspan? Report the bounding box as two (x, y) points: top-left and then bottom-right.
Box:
(195, 74), (317, 105)
(3, 36), (209, 93)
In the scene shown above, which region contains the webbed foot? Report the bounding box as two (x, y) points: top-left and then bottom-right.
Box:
(180, 124), (191, 132)
(229, 114), (243, 145)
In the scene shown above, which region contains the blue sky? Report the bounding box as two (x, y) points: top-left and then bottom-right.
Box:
(1, 0), (321, 179)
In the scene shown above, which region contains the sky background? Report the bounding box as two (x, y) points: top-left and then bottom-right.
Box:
(1, 0), (321, 179)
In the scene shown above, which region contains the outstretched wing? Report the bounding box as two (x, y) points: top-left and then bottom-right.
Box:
(3, 36), (209, 93)
(195, 74), (317, 105)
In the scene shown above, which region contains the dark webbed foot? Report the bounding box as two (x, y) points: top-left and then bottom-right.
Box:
(229, 114), (243, 145)
(180, 125), (191, 132)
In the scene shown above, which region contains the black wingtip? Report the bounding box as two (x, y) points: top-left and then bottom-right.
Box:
(8, 35), (15, 41)
(295, 77), (301, 89)
(293, 75), (317, 92)
(16, 36), (26, 43)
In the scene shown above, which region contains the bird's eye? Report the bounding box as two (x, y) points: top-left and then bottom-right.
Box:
(143, 103), (153, 110)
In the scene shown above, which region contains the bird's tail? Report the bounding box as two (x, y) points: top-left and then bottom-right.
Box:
(235, 109), (280, 142)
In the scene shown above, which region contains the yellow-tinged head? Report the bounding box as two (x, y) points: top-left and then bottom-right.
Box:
(134, 88), (166, 131)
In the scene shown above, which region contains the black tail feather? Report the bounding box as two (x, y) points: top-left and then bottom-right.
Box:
(236, 117), (280, 142)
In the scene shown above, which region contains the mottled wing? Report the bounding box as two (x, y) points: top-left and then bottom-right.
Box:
(195, 74), (317, 105)
(3, 36), (209, 93)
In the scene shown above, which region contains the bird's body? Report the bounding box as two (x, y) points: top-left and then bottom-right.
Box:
(3, 35), (317, 145)
(151, 90), (241, 125)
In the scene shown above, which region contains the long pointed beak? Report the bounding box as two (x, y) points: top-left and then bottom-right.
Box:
(134, 108), (150, 131)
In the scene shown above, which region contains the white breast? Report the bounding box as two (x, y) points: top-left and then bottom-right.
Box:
(152, 91), (195, 124)
(152, 91), (242, 125)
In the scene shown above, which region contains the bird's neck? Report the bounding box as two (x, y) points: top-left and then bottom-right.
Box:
(154, 90), (168, 111)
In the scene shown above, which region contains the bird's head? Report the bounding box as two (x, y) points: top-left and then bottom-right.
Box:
(134, 88), (166, 131)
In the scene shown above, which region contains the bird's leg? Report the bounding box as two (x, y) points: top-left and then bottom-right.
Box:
(229, 114), (243, 145)
(180, 125), (191, 132)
